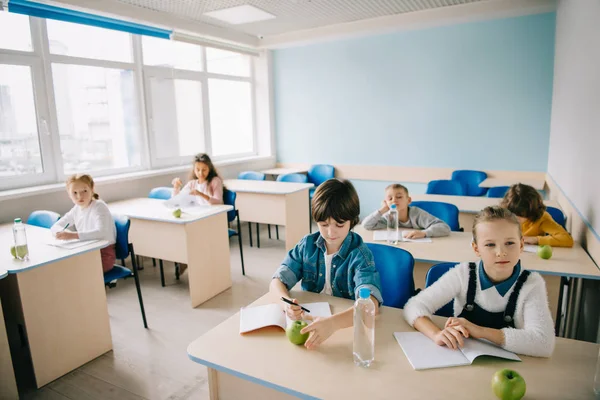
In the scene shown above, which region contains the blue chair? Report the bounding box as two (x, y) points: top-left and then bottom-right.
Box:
(425, 262), (458, 317)
(238, 171), (267, 248)
(410, 201), (461, 232)
(149, 187), (173, 200)
(276, 173), (308, 183)
(546, 206), (566, 229)
(307, 165), (335, 233)
(486, 186), (510, 198)
(105, 214), (148, 328)
(27, 210), (60, 229)
(366, 243), (415, 309)
(426, 180), (465, 196)
(451, 170), (488, 197)
(224, 189), (245, 275)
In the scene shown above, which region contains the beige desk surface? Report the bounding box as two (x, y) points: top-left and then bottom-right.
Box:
(354, 225), (600, 280)
(410, 194), (559, 214)
(224, 179), (313, 194)
(261, 168), (308, 176)
(479, 177), (546, 190)
(108, 198), (232, 224)
(188, 291), (599, 400)
(0, 224), (108, 273)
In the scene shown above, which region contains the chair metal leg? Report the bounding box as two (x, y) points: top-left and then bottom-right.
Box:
(276, 226), (279, 240)
(268, 224), (271, 239)
(121, 259), (126, 267)
(237, 215), (245, 276)
(256, 223), (261, 248)
(159, 259), (166, 287)
(248, 222), (253, 247)
(136, 255), (144, 270)
(175, 263), (180, 280)
(152, 258), (156, 267)
(130, 245), (148, 329)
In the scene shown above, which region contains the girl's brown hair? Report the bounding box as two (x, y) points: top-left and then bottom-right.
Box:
(66, 174), (99, 200)
(500, 183), (546, 222)
(311, 179), (360, 229)
(472, 206), (522, 243)
(188, 153), (220, 184)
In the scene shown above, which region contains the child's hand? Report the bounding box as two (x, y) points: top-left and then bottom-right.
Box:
(446, 317), (482, 339)
(300, 316), (337, 350)
(171, 178), (183, 190)
(433, 325), (468, 349)
(524, 236), (539, 245)
(284, 299), (304, 321)
(404, 230), (426, 239)
(379, 200), (390, 214)
(55, 231), (78, 240)
(190, 190), (207, 199)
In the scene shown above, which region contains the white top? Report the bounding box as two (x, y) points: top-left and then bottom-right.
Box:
(179, 177), (223, 205)
(51, 199), (116, 244)
(320, 252), (336, 296)
(223, 179), (313, 195)
(403, 261), (555, 358)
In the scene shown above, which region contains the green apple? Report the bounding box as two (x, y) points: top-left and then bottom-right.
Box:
(491, 369), (526, 400)
(10, 246), (16, 258)
(10, 245), (28, 259)
(286, 320), (309, 345)
(172, 208), (182, 218)
(537, 245), (553, 260)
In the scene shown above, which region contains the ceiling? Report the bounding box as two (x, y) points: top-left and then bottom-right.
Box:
(114, 0), (493, 37)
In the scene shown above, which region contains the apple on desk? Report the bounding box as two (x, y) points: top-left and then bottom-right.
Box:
(286, 320), (309, 345)
(537, 245), (553, 260)
(492, 369), (526, 400)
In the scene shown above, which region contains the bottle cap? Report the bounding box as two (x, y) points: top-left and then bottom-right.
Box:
(359, 287), (371, 299)
(390, 204), (397, 209)
(14, 218), (22, 223)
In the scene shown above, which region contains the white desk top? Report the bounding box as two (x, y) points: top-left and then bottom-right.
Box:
(224, 179), (313, 195)
(108, 198), (232, 224)
(479, 177), (546, 190)
(188, 292), (599, 400)
(0, 224), (108, 274)
(354, 225), (600, 280)
(410, 194), (559, 214)
(0, 268), (7, 279)
(261, 167), (308, 176)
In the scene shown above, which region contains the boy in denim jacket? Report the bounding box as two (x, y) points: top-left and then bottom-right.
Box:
(270, 179), (382, 350)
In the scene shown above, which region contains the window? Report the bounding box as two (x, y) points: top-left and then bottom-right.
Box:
(208, 79), (253, 156)
(0, 11), (32, 52)
(206, 47), (250, 77)
(142, 36), (202, 71)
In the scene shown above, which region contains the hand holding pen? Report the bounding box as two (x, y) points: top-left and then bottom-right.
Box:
(281, 297), (310, 321)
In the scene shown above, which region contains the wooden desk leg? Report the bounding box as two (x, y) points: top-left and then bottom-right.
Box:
(12, 251), (112, 388)
(284, 190), (310, 252)
(0, 297), (18, 399)
(208, 368), (219, 400)
(186, 213), (232, 308)
(209, 368), (298, 400)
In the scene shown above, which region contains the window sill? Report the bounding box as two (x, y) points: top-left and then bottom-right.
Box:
(0, 155), (275, 201)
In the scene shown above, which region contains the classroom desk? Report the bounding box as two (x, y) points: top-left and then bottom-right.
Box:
(261, 167), (308, 178)
(0, 224), (111, 389)
(223, 180), (313, 251)
(108, 199), (233, 307)
(0, 268), (18, 399)
(187, 291), (599, 400)
(479, 177), (546, 190)
(410, 194), (560, 231)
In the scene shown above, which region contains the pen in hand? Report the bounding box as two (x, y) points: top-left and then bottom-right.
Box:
(61, 223), (70, 232)
(281, 297), (311, 313)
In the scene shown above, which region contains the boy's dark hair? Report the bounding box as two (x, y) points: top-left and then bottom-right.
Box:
(472, 206), (522, 244)
(500, 183), (546, 222)
(189, 153), (220, 184)
(385, 183), (409, 196)
(311, 179), (360, 228)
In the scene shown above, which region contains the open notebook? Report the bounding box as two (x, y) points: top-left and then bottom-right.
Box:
(240, 302), (332, 334)
(46, 238), (100, 250)
(372, 230), (432, 243)
(394, 332), (521, 370)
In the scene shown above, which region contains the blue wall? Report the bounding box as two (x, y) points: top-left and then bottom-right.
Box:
(273, 13), (556, 217)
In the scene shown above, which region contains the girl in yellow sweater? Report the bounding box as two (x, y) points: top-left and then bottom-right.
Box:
(501, 184), (573, 247)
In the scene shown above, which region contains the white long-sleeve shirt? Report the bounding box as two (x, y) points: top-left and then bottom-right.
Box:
(403, 261), (555, 358)
(180, 177), (223, 205)
(51, 199), (116, 244)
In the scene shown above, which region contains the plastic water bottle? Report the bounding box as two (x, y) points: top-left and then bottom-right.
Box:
(12, 218), (29, 261)
(387, 204), (399, 245)
(353, 287), (375, 368)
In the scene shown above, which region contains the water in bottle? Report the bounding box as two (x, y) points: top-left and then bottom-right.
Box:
(387, 204), (399, 245)
(12, 218), (29, 261)
(353, 287), (375, 367)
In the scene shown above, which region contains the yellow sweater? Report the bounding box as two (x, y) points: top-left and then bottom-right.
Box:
(522, 211), (574, 247)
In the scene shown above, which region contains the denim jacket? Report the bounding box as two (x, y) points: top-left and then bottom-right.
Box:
(272, 231), (383, 305)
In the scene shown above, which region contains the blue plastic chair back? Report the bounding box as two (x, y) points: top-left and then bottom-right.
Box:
(486, 186), (510, 198)
(149, 187), (173, 200)
(366, 243), (415, 309)
(451, 170), (488, 196)
(27, 210), (60, 229)
(223, 189), (237, 223)
(113, 214), (131, 260)
(426, 180), (465, 196)
(410, 201), (461, 232)
(307, 164), (334, 186)
(425, 262), (458, 317)
(238, 171), (266, 181)
(546, 206), (566, 229)
(277, 173), (308, 183)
